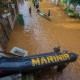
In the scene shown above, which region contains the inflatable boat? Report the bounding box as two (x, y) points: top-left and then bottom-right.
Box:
(0, 51), (78, 77)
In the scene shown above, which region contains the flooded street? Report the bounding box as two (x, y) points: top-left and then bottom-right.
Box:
(6, 0), (80, 80)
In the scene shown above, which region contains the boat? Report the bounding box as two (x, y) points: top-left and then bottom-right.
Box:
(0, 51), (78, 78)
(37, 10), (51, 21)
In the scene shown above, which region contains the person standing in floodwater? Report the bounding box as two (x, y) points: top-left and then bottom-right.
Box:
(48, 10), (50, 16)
(34, 2), (35, 7)
(29, 7), (31, 15)
(35, 1), (39, 9)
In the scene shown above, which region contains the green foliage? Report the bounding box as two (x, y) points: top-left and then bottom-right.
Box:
(32, 0), (38, 3)
(65, 7), (73, 13)
(69, 0), (80, 5)
(68, 12), (75, 17)
(17, 14), (24, 25)
(62, 0), (80, 5)
(61, 0), (68, 4)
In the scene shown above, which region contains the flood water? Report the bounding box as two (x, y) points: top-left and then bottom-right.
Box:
(6, 0), (80, 80)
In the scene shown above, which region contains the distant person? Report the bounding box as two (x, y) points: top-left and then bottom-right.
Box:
(48, 10), (50, 16)
(34, 2), (35, 7)
(29, 7), (31, 16)
(35, 2), (39, 9)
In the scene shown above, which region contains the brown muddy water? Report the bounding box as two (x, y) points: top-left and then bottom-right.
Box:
(6, 0), (80, 80)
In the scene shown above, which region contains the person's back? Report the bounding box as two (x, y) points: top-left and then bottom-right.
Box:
(48, 10), (50, 16)
(29, 7), (31, 14)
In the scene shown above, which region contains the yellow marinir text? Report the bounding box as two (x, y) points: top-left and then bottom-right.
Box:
(41, 57), (48, 65)
(32, 58), (40, 66)
(47, 56), (54, 63)
(63, 54), (70, 60)
(54, 55), (63, 62)
(32, 54), (70, 66)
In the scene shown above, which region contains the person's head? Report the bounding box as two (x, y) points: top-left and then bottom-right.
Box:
(53, 46), (61, 53)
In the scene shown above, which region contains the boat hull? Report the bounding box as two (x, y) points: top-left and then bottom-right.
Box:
(0, 52), (78, 77)
(37, 10), (51, 21)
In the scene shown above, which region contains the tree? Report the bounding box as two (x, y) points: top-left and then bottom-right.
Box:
(62, 0), (80, 11)
(57, 0), (61, 6)
(69, 0), (80, 11)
